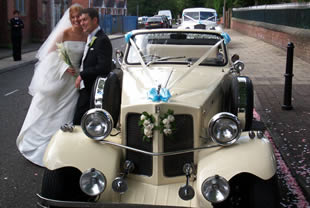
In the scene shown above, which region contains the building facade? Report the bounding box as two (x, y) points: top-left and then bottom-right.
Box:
(0, 0), (127, 48)
(1, 0), (71, 48)
(72, 0), (127, 15)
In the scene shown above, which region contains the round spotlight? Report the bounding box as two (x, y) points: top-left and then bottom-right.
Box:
(201, 175), (230, 203)
(112, 177), (128, 194)
(81, 108), (114, 140)
(80, 168), (106, 196)
(208, 112), (241, 146)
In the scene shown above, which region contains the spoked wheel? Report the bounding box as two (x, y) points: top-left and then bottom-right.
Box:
(213, 174), (279, 208)
(41, 167), (92, 205)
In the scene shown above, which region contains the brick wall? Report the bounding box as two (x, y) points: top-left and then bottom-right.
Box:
(72, 0), (89, 8)
(231, 18), (310, 64)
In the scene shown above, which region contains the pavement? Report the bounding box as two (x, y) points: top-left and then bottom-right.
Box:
(1, 30), (310, 205)
(227, 29), (310, 205)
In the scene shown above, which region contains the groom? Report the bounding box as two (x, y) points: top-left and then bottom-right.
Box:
(73, 8), (112, 125)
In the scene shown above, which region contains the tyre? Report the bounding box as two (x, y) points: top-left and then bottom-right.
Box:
(41, 167), (91, 202)
(226, 76), (253, 131)
(213, 174), (279, 208)
(102, 72), (121, 127)
(90, 72), (122, 127)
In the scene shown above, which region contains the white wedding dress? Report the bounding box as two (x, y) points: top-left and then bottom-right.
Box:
(17, 41), (85, 167)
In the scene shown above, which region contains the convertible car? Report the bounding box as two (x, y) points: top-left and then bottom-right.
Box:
(37, 28), (279, 208)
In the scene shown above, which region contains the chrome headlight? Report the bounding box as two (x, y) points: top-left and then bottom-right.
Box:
(80, 168), (106, 196)
(233, 60), (245, 73)
(208, 112), (241, 146)
(81, 108), (113, 140)
(201, 175), (230, 203)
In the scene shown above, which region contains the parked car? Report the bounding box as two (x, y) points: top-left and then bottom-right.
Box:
(145, 16), (169, 29)
(138, 16), (148, 25)
(158, 10), (172, 27)
(37, 28), (279, 208)
(155, 15), (171, 28)
(178, 8), (221, 31)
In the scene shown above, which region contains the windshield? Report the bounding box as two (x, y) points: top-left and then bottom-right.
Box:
(126, 32), (227, 66)
(184, 11), (216, 22)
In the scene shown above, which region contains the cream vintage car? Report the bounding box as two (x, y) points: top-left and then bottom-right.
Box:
(37, 29), (279, 208)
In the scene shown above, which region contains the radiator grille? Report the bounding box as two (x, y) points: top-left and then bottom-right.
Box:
(164, 115), (194, 177)
(126, 113), (153, 176)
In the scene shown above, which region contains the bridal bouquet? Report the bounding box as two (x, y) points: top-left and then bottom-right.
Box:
(56, 42), (73, 67)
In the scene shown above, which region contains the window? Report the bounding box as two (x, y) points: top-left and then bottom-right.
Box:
(15, 0), (25, 15)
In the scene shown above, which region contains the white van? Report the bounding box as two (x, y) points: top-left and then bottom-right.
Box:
(158, 10), (172, 27)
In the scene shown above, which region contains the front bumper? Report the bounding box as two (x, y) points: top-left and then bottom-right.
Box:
(37, 194), (186, 208)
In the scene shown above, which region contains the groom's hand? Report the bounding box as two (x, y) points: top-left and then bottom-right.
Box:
(75, 75), (82, 88)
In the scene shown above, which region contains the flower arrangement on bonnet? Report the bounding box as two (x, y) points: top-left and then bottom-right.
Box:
(159, 109), (176, 139)
(138, 112), (156, 142)
(139, 110), (176, 142)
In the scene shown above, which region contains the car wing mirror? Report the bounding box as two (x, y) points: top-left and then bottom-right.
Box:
(231, 54), (240, 63)
(116, 50), (124, 66)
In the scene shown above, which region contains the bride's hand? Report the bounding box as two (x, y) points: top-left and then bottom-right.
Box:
(66, 67), (76, 76)
(75, 75), (82, 88)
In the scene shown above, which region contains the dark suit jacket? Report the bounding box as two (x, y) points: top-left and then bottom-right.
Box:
(80, 29), (112, 91)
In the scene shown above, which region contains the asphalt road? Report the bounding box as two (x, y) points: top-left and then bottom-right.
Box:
(0, 34), (305, 208)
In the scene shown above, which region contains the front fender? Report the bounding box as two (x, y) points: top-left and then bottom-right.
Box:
(196, 133), (276, 205)
(43, 127), (123, 200)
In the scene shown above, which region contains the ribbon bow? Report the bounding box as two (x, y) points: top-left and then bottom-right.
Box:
(148, 85), (171, 102)
(221, 32), (231, 44)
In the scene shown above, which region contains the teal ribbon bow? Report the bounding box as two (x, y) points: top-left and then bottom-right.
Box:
(148, 87), (171, 102)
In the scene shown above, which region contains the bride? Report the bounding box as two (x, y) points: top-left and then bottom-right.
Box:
(16, 4), (87, 167)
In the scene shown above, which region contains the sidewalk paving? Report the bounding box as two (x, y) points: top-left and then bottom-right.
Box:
(227, 29), (310, 203)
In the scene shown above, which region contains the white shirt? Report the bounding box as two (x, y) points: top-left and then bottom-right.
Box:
(80, 26), (101, 89)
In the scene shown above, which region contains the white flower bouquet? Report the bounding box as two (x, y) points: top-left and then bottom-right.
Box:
(159, 109), (176, 139)
(56, 42), (73, 67)
(139, 112), (156, 142)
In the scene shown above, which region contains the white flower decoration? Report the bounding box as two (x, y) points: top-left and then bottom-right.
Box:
(167, 115), (175, 122)
(140, 114), (146, 121)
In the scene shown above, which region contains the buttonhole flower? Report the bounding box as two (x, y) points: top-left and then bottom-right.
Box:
(88, 36), (97, 47)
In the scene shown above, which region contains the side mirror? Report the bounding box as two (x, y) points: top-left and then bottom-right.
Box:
(116, 50), (124, 66)
(231, 54), (239, 63)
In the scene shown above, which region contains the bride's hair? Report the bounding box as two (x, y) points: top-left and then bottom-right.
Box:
(69, 4), (83, 17)
(36, 3), (84, 61)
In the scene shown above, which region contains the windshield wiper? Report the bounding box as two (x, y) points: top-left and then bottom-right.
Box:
(146, 56), (186, 66)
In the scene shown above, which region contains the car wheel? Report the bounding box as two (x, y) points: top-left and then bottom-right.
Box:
(102, 72), (121, 127)
(227, 76), (253, 130)
(90, 72), (122, 127)
(213, 174), (279, 208)
(41, 167), (91, 202)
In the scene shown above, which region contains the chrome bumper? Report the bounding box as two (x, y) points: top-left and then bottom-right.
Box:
(37, 194), (186, 208)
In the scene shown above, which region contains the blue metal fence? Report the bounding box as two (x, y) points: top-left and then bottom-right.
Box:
(99, 15), (138, 35)
(232, 3), (310, 29)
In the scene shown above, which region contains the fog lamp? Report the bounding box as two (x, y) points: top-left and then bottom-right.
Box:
(201, 175), (230, 203)
(81, 108), (113, 140)
(208, 112), (241, 146)
(80, 168), (106, 196)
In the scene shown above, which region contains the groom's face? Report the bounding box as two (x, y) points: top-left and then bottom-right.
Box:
(80, 13), (98, 34)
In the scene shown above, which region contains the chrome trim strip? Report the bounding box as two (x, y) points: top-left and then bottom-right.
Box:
(100, 140), (220, 156)
(37, 193), (186, 208)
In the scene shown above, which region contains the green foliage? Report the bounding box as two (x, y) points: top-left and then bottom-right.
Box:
(127, 0), (305, 18)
